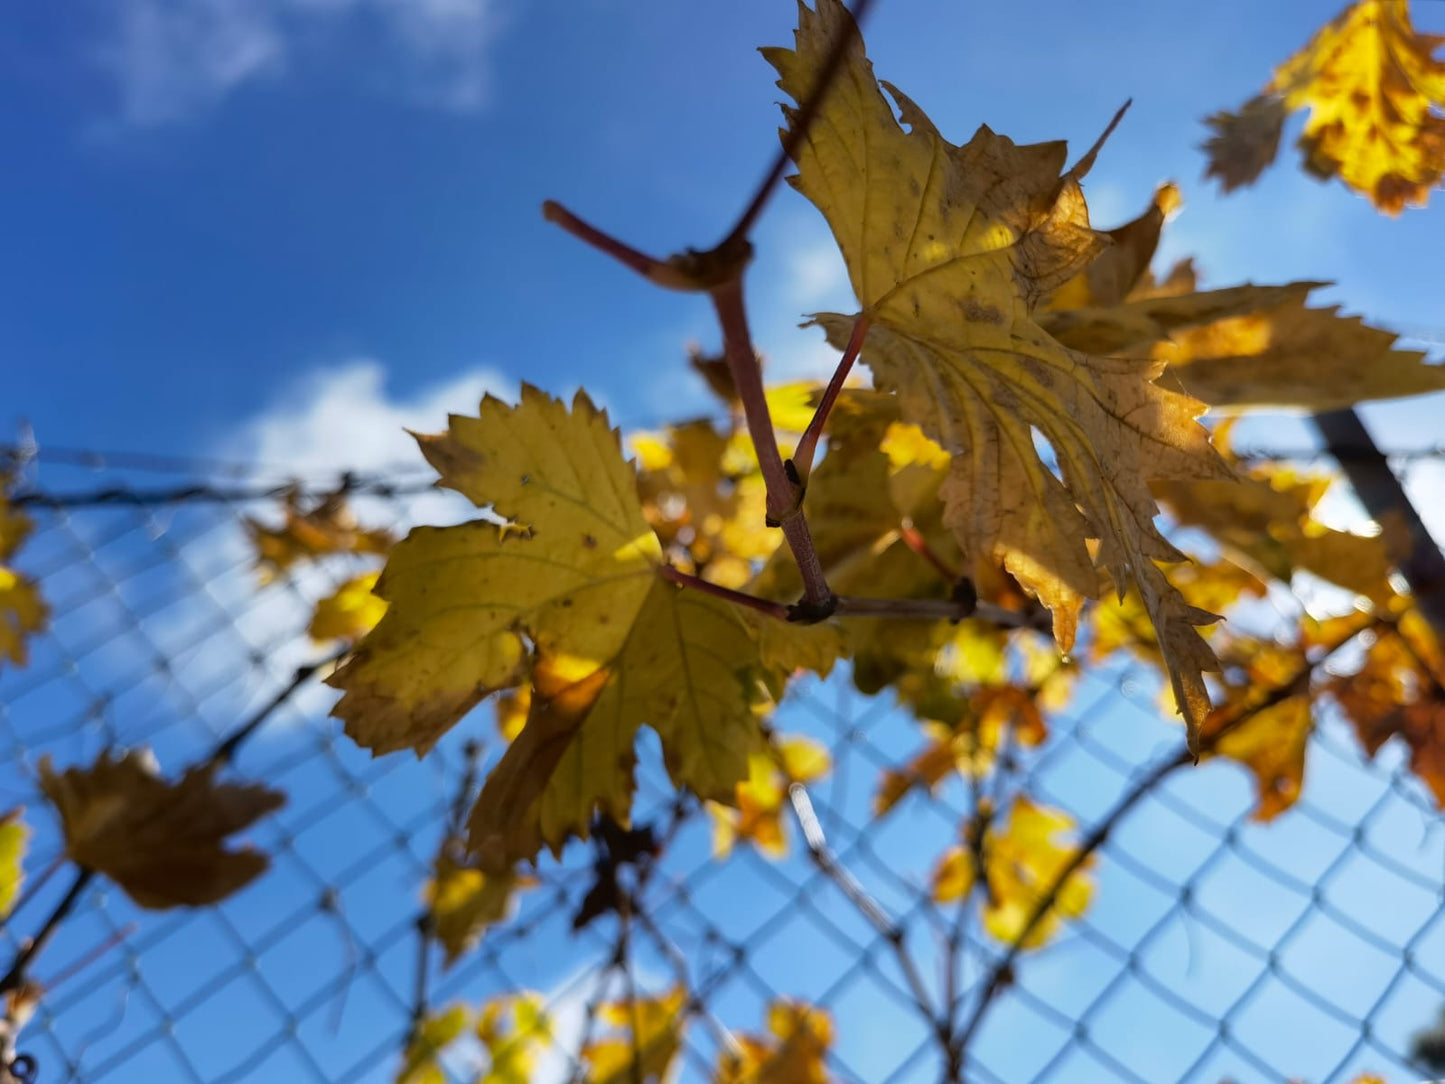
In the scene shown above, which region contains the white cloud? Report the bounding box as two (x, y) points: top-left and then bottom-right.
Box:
(101, 0), (284, 126)
(235, 358), (509, 476)
(125, 360), (514, 730)
(96, 0), (505, 126)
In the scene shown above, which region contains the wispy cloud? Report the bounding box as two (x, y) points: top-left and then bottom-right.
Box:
(96, 0), (505, 126)
(136, 359), (514, 727)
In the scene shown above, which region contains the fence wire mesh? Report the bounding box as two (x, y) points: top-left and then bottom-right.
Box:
(5, 443), (1445, 1084)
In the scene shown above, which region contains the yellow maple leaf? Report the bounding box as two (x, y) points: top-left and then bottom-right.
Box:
(0, 492), (48, 671)
(476, 992), (551, 1084)
(709, 734), (831, 859)
(1273, 0), (1445, 213)
(245, 485), (394, 584)
(38, 751), (284, 910)
(1201, 639), (1317, 821)
(331, 388), (816, 868)
(583, 986), (686, 1084)
(767, 0), (1228, 749)
(1154, 292), (1445, 410)
(0, 807), (27, 920)
(1204, 0), (1445, 211)
(1045, 182), (1182, 312)
(718, 999), (834, 1084)
(308, 571), (388, 644)
(425, 847), (532, 968)
(930, 797), (1094, 950)
(395, 1003), (469, 1084)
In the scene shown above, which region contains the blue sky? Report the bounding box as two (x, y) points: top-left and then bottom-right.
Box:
(5, 0), (1444, 467)
(6, 2), (1445, 1082)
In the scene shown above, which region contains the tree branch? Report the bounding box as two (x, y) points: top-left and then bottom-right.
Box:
(720, 0), (878, 247)
(710, 279), (835, 611)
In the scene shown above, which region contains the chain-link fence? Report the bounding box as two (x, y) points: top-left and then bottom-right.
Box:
(5, 443), (1445, 1084)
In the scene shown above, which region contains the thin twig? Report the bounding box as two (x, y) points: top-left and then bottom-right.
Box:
(659, 565), (790, 621)
(898, 520), (959, 584)
(787, 784), (939, 1026)
(721, 0), (879, 247)
(790, 315), (869, 482)
(541, 201), (671, 283)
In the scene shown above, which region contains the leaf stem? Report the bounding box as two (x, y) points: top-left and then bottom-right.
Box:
(720, 0), (878, 247)
(899, 519), (959, 583)
(790, 315), (869, 482)
(659, 565), (790, 621)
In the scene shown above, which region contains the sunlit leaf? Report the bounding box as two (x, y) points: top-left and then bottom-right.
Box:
(0, 807), (27, 919)
(583, 986), (686, 1084)
(768, 0), (1228, 749)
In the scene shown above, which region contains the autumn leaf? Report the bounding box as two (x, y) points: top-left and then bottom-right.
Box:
(1202, 93), (1288, 193)
(1329, 610), (1445, 804)
(425, 847), (532, 968)
(38, 751), (284, 909)
(931, 797), (1094, 949)
(0, 807), (27, 919)
(330, 388), (813, 869)
(1200, 640), (1317, 821)
(396, 1003), (469, 1084)
(1154, 463), (1399, 604)
(709, 734), (831, 859)
(582, 986), (686, 1084)
(476, 992), (551, 1084)
(1270, 0), (1445, 212)
(245, 484), (394, 584)
(1153, 292), (1445, 410)
(309, 571), (388, 644)
(0, 491), (48, 670)
(876, 682), (1049, 814)
(717, 1000), (834, 1084)
(768, 0), (1228, 749)
(1045, 183), (1182, 312)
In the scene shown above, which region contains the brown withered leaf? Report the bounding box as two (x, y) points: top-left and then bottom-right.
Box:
(1202, 93), (1288, 193)
(38, 751), (284, 909)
